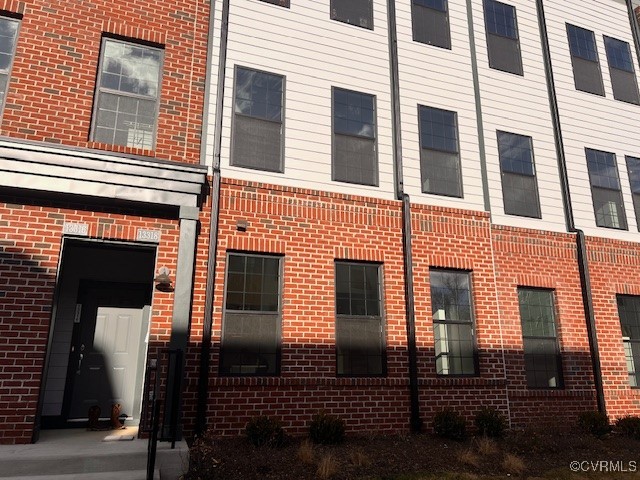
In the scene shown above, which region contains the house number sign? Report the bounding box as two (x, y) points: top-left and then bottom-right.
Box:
(136, 228), (161, 243)
(63, 222), (89, 236)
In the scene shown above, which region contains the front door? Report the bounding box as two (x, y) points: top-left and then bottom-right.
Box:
(65, 281), (151, 422)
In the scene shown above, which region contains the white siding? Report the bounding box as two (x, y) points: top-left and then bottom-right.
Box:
(472, 0), (566, 232)
(546, 0), (640, 240)
(204, 0), (396, 200)
(396, 0), (485, 212)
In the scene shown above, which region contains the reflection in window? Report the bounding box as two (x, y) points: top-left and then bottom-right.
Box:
(604, 36), (639, 105)
(92, 38), (163, 150)
(484, 0), (523, 75)
(419, 105), (462, 197)
(566, 24), (604, 95)
(335, 262), (385, 376)
(518, 288), (563, 388)
(330, 0), (373, 30)
(412, 0), (451, 49)
(617, 295), (640, 387)
(497, 131), (540, 218)
(0, 17), (19, 115)
(430, 270), (477, 375)
(332, 88), (377, 186)
(232, 67), (284, 172)
(586, 148), (627, 230)
(220, 253), (282, 376)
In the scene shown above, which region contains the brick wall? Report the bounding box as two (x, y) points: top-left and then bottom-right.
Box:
(0, 0), (208, 162)
(0, 196), (181, 443)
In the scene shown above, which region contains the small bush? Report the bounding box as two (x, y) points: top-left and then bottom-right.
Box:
(474, 407), (507, 438)
(475, 436), (499, 456)
(309, 411), (345, 445)
(296, 439), (315, 465)
(502, 453), (525, 475)
(317, 453), (339, 479)
(577, 411), (611, 438)
(349, 449), (371, 467)
(457, 449), (480, 468)
(615, 415), (640, 439)
(433, 408), (467, 441)
(245, 415), (285, 447)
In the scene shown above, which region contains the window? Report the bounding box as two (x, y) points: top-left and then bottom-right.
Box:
(0, 17), (19, 116)
(617, 295), (640, 387)
(232, 67), (285, 172)
(604, 36), (639, 105)
(484, 0), (523, 75)
(220, 253), (282, 376)
(332, 88), (377, 185)
(91, 38), (163, 150)
(330, 0), (373, 30)
(430, 270), (477, 375)
(259, 0), (289, 7)
(412, 0), (451, 49)
(566, 24), (604, 96)
(335, 262), (385, 376)
(497, 131), (541, 218)
(585, 148), (627, 229)
(418, 105), (462, 197)
(626, 156), (640, 230)
(518, 288), (563, 388)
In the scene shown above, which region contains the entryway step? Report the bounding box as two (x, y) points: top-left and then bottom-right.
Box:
(0, 470), (158, 480)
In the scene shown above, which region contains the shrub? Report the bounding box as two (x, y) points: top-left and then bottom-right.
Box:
(245, 415), (285, 447)
(502, 453), (525, 475)
(577, 411), (611, 438)
(433, 408), (467, 441)
(474, 407), (507, 438)
(309, 411), (345, 445)
(476, 436), (499, 456)
(296, 439), (315, 465)
(615, 416), (640, 439)
(316, 453), (339, 479)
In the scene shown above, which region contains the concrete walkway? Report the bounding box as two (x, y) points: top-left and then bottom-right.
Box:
(0, 428), (188, 480)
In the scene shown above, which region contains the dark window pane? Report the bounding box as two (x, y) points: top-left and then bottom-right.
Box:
(604, 36), (634, 72)
(234, 68), (283, 122)
(412, 2), (451, 49)
(571, 56), (605, 95)
(567, 24), (598, 62)
(616, 295), (640, 387)
(414, 0), (446, 11)
(420, 150), (462, 197)
(259, 0), (290, 7)
(220, 313), (279, 375)
(330, 0), (373, 30)
(498, 132), (534, 175)
(610, 68), (640, 104)
(485, 0), (518, 39)
(232, 115), (282, 172)
(487, 33), (523, 75)
(586, 149), (620, 190)
(333, 134), (377, 186)
(502, 172), (541, 218)
(586, 149), (627, 230)
(626, 157), (640, 231)
(419, 106), (458, 152)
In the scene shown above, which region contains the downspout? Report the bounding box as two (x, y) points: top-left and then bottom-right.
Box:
(625, 0), (640, 71)
(195, 0), (230, 435)
(536, 0), (606, 414)
(387, 0), (421, 433)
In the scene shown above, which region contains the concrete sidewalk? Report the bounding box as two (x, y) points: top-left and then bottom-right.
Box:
(0, 428), (188, 479)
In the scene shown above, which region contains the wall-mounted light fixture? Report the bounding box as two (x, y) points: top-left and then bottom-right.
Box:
(236, 219), (248, 232)
(154, 266), (174, 292)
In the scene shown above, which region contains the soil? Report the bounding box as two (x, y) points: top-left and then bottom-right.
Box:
(185, 427), (640, 479)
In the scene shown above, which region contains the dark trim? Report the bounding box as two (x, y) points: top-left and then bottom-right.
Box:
(195, 0), (230, 435)
(536, 0), (605, 414)
(625, 0), (640, 73)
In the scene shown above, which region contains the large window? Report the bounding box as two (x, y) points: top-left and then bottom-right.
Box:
(0, 17), (19, 116)
(412, 0), (451, 49)
(91, 37), (163, 150)
(566, 24), (604, 96)
(518, 288), (563, 389)
(585, 148), (627, 230)
(330, 0), (373, 30)
(419, 105), (462, 197)
(626, 156), (640, 231)
(332, 88), (377, 186)
(617, 295), (640, 387)
(335, 262), (385, 376)
(604, 36), (639, 105)
(484, 0), (523, 75)
(232, 67), (285, 172)
(430, 270), (477, 376)
(497, 131), (541, 218)
(220, 253), (282, 376)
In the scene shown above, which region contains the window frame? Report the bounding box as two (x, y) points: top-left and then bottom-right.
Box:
(330, 0), (373, 30)
(331, 86), (379, 187)
(429, 269), (479, 377)
(626, 156), (640, 231)
(219, 252), (284, 377)
(334, 261), (387, 377)
(566, 23), (605, 96)
(517, 287), (564, 389)
(496, 130), (541, 218)
(411, 0), (451, 50)
(0, 15), (20, 118)
(90, 36), (164, 151)
(417, 104), (463, 198)
(483, 0), (523, 76)
(585, 148), (628, 230)
(230, 65), (286, 173)
(616, 295), (640, 388)
(603, 35), (640, 105)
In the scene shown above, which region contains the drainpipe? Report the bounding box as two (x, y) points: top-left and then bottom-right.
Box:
(195, 0), (230, 435)
(625, 0), (640, 71)
(387, 0), (421, 433)
(536, 0), (606, 414)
